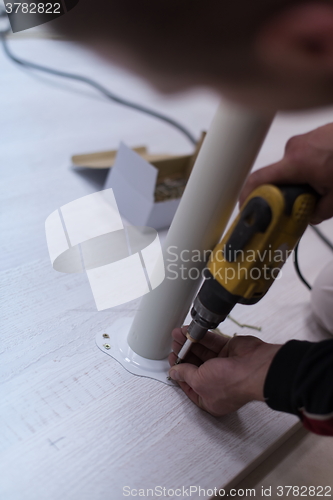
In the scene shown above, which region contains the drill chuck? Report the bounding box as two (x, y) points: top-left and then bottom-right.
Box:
(188, 291), (230, 341)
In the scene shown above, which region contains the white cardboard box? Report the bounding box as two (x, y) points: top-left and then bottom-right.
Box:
(104, 142), (185, 229)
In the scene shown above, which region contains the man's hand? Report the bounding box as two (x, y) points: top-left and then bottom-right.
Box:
(168, 327), (282, 417)
(240, 123), (333, 225)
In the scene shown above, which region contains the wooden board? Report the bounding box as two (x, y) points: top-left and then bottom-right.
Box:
(71, 146), (190, 170)
(72, 146), (149, 168)
(1, 39), (333, 500)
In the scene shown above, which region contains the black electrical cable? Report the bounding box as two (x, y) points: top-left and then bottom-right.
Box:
(311, 225), (333, 251)
(1, 35), (197, 147)
(293, 226), (333, 291)
(294, 241), (312, 290)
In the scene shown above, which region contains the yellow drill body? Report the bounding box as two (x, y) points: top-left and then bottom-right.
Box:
(208, 184), (316, 301)
(176, 184), (317, 362)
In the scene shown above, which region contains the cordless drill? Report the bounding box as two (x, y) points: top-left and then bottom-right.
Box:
(176, 184), (317, 363)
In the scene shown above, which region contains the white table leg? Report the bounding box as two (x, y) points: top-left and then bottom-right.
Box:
(128, 102), (273, 359)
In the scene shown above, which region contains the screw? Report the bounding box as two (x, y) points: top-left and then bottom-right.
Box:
(102, 333), (109, 339)
(103, 343), (111, 350)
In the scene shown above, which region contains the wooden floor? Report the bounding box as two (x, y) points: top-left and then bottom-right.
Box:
(1, 38), (333, 500)
(229, 428), (333, 499)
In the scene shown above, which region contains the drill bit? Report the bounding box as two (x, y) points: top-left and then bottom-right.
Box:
(175, 338), (193, 364)
(167, 335), (193, 380)
(175, 320), (209, 364)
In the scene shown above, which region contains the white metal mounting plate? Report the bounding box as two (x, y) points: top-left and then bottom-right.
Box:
(96, 317), (176, 386)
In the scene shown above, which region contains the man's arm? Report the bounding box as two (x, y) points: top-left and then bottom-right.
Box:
(265, 339), (333, 435)
(240, 123), (333, 224)
(168, 327), (282, 416)
(169, 329), (333, 436)
(169, 124), (333, 435)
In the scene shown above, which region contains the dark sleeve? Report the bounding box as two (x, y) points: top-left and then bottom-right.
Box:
(264, 339), (333, 436)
